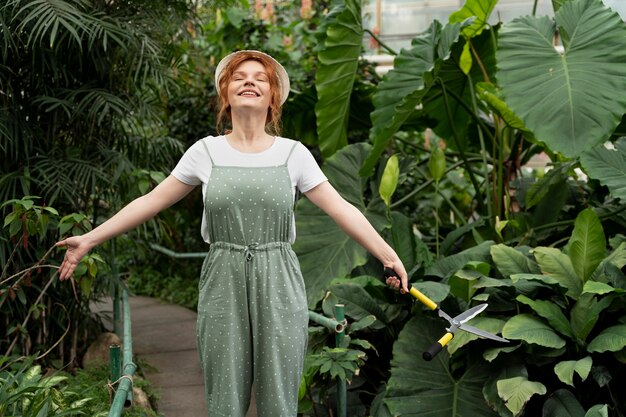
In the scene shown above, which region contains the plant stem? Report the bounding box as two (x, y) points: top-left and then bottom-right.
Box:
(391, 158), (482, 208)
(437, 189), (467, 225)
(440, 81), (484, 211)
(467, 74), (494, 222)
(4, 270), (59, 357)
(0, 264), (60, 287)
(395, 135), (495, 163)
(436, 83), (496, 145)
(364, 29), (397, 55)
(0, 236), (22, 281)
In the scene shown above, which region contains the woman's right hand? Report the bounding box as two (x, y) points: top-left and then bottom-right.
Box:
(55, 235), (94, 281)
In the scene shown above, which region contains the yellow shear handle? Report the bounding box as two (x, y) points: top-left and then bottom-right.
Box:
(423, 332), (454, 361)
(408, 287), (438, 310)
(383, 268), (439, 310)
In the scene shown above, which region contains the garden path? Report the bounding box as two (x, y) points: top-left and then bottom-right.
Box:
(92, 295), (257, 417)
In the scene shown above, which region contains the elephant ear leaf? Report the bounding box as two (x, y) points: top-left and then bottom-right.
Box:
(497, 0), (626, 157)
(385, 317), (497, 417)
(294, 143), (387, 308)
(315, 0), (363, 158)
(360, 20), (463, 177)
(580, 138), (626, 201)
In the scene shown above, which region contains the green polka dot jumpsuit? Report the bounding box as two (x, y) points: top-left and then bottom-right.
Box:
(196, 141), (309, 417)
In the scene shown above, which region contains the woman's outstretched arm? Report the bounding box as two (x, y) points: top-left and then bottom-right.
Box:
(56, 175), (195, 280)
(304, 181), (408, 293)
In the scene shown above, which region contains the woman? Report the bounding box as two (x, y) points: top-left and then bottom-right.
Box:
(57, 50), (408, 417)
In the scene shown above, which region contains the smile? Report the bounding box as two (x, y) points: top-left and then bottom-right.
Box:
(239, 90), (260, 97)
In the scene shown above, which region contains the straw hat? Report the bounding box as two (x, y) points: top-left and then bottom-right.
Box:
(214, 50), (290, 105)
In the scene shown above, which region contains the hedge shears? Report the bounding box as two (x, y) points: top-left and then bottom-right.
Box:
(384, 268), (508, 360)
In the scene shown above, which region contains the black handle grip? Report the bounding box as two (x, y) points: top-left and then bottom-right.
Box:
(423, 342), (443, 361)
(383, 268), (412, 290)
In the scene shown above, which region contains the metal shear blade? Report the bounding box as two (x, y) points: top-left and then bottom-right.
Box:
(442, 303), (508, 343)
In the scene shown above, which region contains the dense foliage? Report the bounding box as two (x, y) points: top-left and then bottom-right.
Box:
(2, 0), (626, 416)
(293, 0), (626, 415)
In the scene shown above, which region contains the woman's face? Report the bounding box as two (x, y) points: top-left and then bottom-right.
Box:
(227, 60), (272, 113)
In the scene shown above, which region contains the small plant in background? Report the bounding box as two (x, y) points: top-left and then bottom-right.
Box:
(0, 356), (92, 417)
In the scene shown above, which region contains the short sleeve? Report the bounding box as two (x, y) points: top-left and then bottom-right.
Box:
(170, 140), (209, 186)
(288, 142), (327, 193)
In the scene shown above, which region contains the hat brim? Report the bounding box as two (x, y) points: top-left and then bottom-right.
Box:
(215, 50), (290, 105)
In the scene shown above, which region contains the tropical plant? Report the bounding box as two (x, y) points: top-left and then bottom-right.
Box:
(0, 355), (160, 417)
(1, 197), (105, 366)
(0, 356), (94, 417)
(0, 0), (196, 364)
(292, 0), (626, 415)
(383, 208), (626, 416)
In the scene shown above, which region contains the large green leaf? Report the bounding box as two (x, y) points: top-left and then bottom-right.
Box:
(568, 209), (606, 281)
(533, 247), (582, 299)
(587, 324), (626, 353)
(315, 0), (362, 158)
(294, 143), (387, 307)
(491, 244), (541, 277)
(516, 295), (574, 339)
(580, 137), (626, 201)
(497, 0), (626, 157)
(360, 20), (463, 176)
(385, 317), (497, 417)
(502, 314), (566, 348)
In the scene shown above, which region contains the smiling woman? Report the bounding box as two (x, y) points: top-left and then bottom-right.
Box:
(56, 49), (407, 417)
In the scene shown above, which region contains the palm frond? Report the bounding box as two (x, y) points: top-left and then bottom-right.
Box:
(30, 155), (108, 207)
(14, 0), (92, 49)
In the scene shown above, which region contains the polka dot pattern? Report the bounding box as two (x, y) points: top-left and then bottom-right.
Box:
(196, 145), (308, 417)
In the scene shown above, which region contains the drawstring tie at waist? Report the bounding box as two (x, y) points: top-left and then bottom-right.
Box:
(211, 241), (290, 261)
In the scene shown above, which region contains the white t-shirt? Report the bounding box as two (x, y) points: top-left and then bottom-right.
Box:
(171, 135), (328, 243)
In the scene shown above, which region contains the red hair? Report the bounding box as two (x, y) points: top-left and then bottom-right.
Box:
(216, 52), (283, 135)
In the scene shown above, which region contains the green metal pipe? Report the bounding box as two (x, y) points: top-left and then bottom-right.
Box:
(107, 288), (137, 416)
(334, 304), (347, 417)
(308, 311), (345, 333)
(113, 286), (122, 337)
(149, 243), (208, 258)
(111, 241), (122, 337)
(109, 344), (121, 384)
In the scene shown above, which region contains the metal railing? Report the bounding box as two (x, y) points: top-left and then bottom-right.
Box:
(106, 244), (348, 416)
(107, 285), (136, 417)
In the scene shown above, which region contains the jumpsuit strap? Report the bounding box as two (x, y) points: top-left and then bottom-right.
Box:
(283, 141), (299, 166)
(200, 139), (216, 167)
